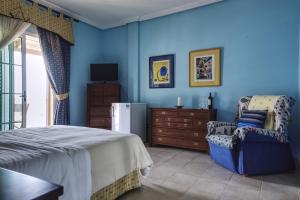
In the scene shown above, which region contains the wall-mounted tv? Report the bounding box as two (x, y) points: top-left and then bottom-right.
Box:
(90, 63), (118, 82)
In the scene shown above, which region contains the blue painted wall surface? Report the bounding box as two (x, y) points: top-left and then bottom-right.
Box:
(139, 0), (300, 157)
(127, 22), (140, 102)
(102, 26), (128, 101)
(68, 0), (300, 158)
(140, 0), (299, 118)
(70, 22), (103, 126)
(100, 0), (300, 157)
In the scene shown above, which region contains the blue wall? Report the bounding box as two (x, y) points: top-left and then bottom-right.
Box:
(102, 26), (128, 101)
(100, 0), (300, 157)
(68, 0), (300, 158)
(70, 22), (103, 126)
(127, 22), (140, 102)
(139, 0), (299, 118)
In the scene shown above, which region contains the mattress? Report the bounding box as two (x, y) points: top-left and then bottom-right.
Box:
(0, 125), (153, 200)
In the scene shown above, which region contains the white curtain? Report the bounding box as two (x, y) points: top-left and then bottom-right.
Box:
(0, 14), (30, 49)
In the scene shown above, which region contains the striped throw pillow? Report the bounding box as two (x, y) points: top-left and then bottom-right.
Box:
(237, 110), (267, 128)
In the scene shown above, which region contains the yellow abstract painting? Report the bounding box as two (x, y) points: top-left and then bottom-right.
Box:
(149, 54), (174, 88)
(153, 60), (170, 84)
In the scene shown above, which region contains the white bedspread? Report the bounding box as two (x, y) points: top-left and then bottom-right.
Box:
(0, 125), (153, 200)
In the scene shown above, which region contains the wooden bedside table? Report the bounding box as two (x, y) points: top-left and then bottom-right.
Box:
(0, 168), (63, 200)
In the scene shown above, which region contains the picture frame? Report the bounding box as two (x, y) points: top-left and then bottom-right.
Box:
(149, 54), (174, 88)
(189, 48), (221, 87)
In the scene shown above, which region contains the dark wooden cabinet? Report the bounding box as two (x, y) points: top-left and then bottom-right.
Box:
(150, 108), (216, 151)
(87, 83), (120, 129)
(0, 168), (63, 200)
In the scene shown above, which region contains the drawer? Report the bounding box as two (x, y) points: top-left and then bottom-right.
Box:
(152, 127), (166, 134)
(104, 85), (119, 96)
(178, 111), (210, 119)
(152, 117), (165, 123)
(193, 119), (208, 129)
(152, 136), (208, 150)
(152, 110), (177, 117)
(165, 117), (192, 123)
(89, 97), (104, 106)
(152, 122), (177, 128)
(152, 128), (206, 140)
(103, 96), (119, 105)
(153, 121), (192, 129)
(152, 117), (192, 124)
(152, 128), (184, 137)
(90, 106), (111, 117)
(90, 117), (111, 127)
(176, 123), (193, 129)
(89, 86), (103, 94)
(152, 136), (184, 147)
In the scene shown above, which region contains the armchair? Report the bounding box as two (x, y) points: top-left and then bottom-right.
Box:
(206, 96), (295, 175)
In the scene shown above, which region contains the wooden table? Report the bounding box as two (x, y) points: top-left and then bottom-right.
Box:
(0, 168), (63, 200)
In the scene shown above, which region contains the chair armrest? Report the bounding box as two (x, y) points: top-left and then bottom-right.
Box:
(207, 121), (237, 136)
(233, 127), (288, 143)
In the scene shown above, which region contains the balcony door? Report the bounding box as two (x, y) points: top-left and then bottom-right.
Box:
(0, 37), (25, 130)
(0, 30), (53, 131)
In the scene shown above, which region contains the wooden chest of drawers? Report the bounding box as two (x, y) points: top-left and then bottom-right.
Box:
(87, 83), (120, 129)
(150, 108), (216, 151)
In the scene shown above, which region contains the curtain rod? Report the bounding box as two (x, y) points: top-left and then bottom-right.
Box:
(23, 0), (80, 22)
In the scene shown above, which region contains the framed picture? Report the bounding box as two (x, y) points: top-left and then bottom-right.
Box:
(189, 48), (221, 87)
(149, 54), (174, 88)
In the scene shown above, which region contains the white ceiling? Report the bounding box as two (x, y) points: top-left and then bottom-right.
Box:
(36, 0), (223, 29)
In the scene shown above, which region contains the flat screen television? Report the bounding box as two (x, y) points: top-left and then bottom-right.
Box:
(90, 63), (118, 82)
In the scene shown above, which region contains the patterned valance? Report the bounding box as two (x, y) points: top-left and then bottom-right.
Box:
(0, 0), (74, 44)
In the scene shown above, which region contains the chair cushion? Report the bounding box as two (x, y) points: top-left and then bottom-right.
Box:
(237, 110), (267, 128)
(248, 96), (279, 130)
(207, 134), (236, 149)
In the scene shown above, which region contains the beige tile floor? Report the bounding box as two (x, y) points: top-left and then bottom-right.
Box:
(120, 147), (300, 200)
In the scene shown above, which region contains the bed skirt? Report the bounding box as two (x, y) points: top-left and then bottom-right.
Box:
(91, 169), (141, 200)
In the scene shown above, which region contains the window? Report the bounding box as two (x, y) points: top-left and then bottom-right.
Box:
(0, 37), (24, 131)
(0, 28), (53, 131)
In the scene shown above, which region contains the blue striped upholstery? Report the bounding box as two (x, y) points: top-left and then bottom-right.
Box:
(237, 110), (267, 128)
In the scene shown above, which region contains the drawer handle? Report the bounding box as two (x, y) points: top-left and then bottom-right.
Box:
(198, 121), (202, 125)
(162, 111), (166, 115)
(167, 118), (171, 121)
(158, 137), (163, 141)
(193, 142), (199, 146)
(158, 129), (162, 133)
(184, 119), (188, 122)
(190, 112), (195, 116)
(184, 124), (188, 127)
(194, 132), (199, 136)
(168, 123), (171, 126)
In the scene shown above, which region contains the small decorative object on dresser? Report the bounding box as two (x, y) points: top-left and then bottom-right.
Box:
(176, 96), (184, 109)
(208, 92), (213, 109)
(151, 108), (217, 151)
(87, 83), (120, 129)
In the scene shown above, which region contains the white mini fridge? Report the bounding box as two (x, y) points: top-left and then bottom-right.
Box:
(111, 103), (147, 142)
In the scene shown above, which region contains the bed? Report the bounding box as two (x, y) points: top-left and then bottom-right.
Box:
(0, 125), (153, 200)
